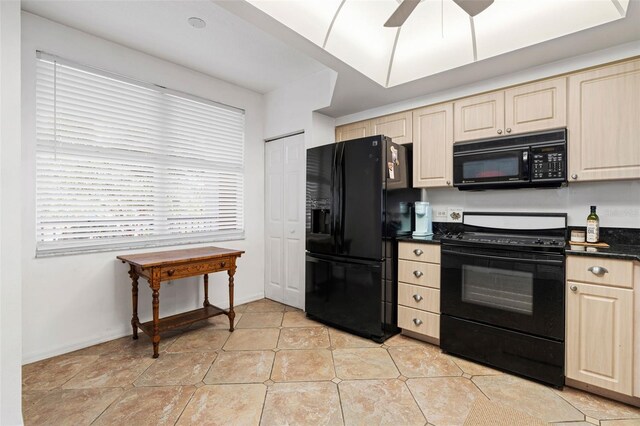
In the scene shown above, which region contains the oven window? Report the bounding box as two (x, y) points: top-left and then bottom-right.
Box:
(463, 155), (519, 179)
(461, 265), (533, 315)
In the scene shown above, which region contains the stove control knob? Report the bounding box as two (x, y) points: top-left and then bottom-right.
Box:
(535, 239), (544, 244)
(456, 233), (463, 239)
(549, 240), (558, 245)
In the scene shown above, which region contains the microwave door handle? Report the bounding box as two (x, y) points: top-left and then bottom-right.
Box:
(522, 151), (530, 180)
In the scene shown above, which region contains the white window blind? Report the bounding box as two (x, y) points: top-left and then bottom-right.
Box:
(35, 52), (245, 256)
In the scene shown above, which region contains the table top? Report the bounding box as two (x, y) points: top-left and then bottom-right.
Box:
(117, 246), (245, 268)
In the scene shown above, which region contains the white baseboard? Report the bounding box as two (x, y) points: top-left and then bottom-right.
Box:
(22, 292), (266, 364)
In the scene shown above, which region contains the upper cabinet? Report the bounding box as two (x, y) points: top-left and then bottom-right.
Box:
(335, 111), (413, 144)
(454, 77), (567, 142)
(568, 59), (640, 182)
(413, 103), (454, 188)
(454, 91), (504, 142)
(371, 111), (413, 145)
(335, 120), (370, 142)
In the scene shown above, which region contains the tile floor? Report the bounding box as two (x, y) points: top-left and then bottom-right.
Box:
(22, 298), (640, 426)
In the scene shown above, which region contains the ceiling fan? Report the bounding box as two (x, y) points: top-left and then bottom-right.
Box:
(384, 0), (494, 27)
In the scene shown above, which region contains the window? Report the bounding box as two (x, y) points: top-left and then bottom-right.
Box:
(35, 52), (245, 256)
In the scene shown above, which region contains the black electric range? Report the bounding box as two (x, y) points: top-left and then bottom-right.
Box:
(439, 212), (567, 387)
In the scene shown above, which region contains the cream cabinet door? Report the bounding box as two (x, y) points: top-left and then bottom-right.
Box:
(566, 281), (633, 395)
(335, 120), (371, 142)
(454, 91), (504, 142)
(504, 77), (566, 135)
(372, 111), (412, 144)
(413, 103), (454, 187)
(568, 59), (640, 182)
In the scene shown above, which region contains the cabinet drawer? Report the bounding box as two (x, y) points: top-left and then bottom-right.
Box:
(160, 257), (231, 280)
(398, 283), (440, 313)
(398, 260), (440, 288)
(398, 242), (440, 263)
(398, 306), (439, 339)
(566, 256), (633, 289)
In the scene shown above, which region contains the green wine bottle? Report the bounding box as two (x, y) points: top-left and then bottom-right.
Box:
(586, 205), (599, 243)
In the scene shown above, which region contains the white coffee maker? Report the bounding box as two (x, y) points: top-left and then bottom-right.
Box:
(412, 201), (433, 238)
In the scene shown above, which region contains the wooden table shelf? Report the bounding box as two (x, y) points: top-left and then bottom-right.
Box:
(137, 304), (226, 336)
(118, 246), (244, 358)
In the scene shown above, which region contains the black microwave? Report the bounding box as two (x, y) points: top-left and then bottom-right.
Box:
(453, 129), (567, 190)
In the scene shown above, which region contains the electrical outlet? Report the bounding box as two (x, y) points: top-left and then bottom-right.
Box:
(434, 208), (448, 222)
(448, 207), (463, 223)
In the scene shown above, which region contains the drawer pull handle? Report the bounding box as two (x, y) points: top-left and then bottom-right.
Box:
(413, 318), (423, 326)
(413, 294), (423, 302)
(570, 285), (578, 292)
(413, 249), (423, 256)
(413, 270), (423, 278)
(588, 266), (608, 276)
(167, 269), (175, 276)
(220, 261), (226, 268)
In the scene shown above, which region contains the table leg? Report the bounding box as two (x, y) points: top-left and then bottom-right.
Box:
(150, 276), (161, 358)
(129, 267), (139, 340)
(228, 267), (236, 332)
(203, 274), (209, 307)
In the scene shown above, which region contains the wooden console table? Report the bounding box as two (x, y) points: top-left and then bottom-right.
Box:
(117, 246), (244, 358)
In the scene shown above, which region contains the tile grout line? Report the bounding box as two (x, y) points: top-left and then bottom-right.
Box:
(88, 386), (126, 426)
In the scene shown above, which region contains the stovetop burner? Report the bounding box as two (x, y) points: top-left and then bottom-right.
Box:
(442, 232), (565, 249)
(440, 212), (567, 253)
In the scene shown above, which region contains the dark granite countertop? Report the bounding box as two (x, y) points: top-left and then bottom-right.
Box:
(565, 243), (640, 262)
(565, 227), (640, 261)
(396, 234), (442, 245)
(396, 227), (640, 260)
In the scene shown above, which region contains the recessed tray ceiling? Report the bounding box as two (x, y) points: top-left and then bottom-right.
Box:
(248, 0), (630, 87)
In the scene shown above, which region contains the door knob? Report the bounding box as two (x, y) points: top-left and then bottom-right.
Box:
(413, 294), (423, 302)
(571, 174), (578, 180)
(497, 129), (503, 134)
(588, 266), (608, 276)
(413, 249), (423, 256)
(413, 270), (424, 278)
(506, 128), (512, 133)
(570, 285), (578, 292)
(413, 318), (423, 326)
(167, 269), (175, 276)
(446, 180), (451, 185)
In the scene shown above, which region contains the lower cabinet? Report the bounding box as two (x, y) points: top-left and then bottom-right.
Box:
(397, 242), (441, 342)
(565, 255), (637, 398)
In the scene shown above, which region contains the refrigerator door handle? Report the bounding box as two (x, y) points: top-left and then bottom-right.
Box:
(337, 143), (346, 252)
(331, 145), (338, 249)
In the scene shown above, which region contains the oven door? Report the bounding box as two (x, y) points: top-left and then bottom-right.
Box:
(453, 147), (530, 189)
(441, 244), (564, 340)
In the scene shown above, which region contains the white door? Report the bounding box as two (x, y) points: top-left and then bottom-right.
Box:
(265, 133), (305, 308)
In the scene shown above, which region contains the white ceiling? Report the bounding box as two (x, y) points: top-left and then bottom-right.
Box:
(21, 0), (326, 94)
(21, 0), (640, 118)
(247, 0), (630, 88)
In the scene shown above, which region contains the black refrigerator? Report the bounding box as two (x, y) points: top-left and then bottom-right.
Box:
(305, 135), (420, 342)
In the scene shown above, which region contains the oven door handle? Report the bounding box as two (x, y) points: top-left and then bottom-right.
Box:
(441, 249), (564, 265)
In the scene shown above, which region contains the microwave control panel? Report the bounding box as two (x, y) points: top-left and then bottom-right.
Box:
(531, 144), (566, 180)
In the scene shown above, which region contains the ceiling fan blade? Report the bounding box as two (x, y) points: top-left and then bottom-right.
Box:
(384, 0), (421, 27)
(452, 0), (494, 17)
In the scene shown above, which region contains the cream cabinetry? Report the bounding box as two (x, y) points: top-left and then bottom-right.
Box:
(335, 120), (370, 142)
(335, 111), (412, 144)
(568, 59), (640, 182)
(372, 111), (412, 144)
(397, 242), (441, 341)
(454, 77), (566, 142)
(454, 91), (504, 141)
(413, 103), (454, 188)
(566, 255), (636, 397)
